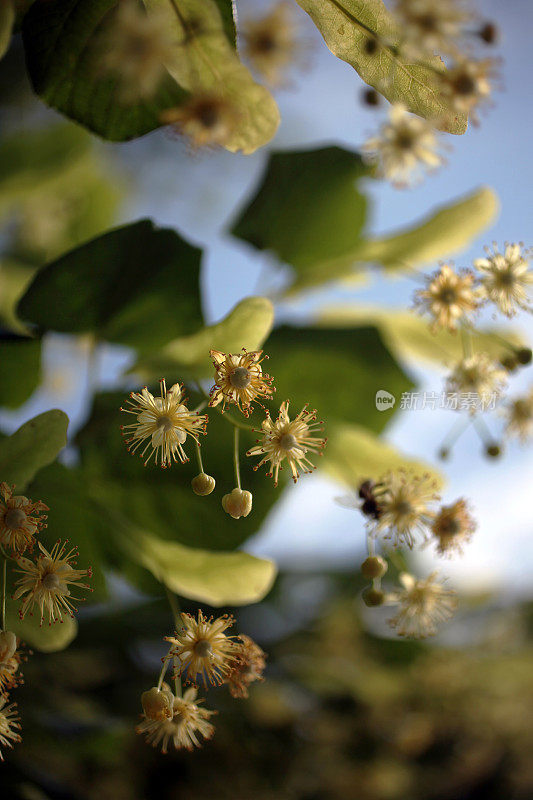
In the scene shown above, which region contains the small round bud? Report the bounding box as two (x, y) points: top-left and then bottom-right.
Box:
(438, 447), (450, 461)
(478, 22), (498, 44)
(361, 556), (388, 580)
(0, 631), (17, 662)
(362, 587), (385, 607)
(516, 347), (532, 366)
(501, 355), (518, 372)
(485, 443), (502, 459)
(361, 87), (380, 107)
(191, 472), (216, 496)
(141, 686), (174, 721)
(222, 488), (253, 519)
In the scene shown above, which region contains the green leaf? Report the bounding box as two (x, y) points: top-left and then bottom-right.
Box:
(132, 295), (275, 381)
(0, 0), (14, 60)
(287, 186), (499, 294)
(0, 335), (41, 408)
(323, 421), (444, 488)
(17, 220), (203, 350)
(264, 325), (414, 434)
(28, 463), (109, 602)
(295, 0), (467, 134)
(317, 306), (525, 367)
(7, 610), (78, 653)
(144, 0), (280, 153)
(0, 409), (69, 490)
(22, 0), (188, 141)
(231, 147), (370, 272)
(213, 0), (237, 46)
(0, 260), (36, 334)
(120, 524), (276, 606)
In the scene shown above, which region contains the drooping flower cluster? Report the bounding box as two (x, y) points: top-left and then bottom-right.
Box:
(121, 349), (327, 517)
(337, 473), (477, 638)
(0, 483), (92, 761)
(136, 611), (266, 754)
(410, 243), (533, 455)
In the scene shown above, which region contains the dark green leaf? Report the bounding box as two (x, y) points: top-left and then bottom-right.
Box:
(22, 0), (188, 141)
(17, 220), (203, 349)
(0, 409), (69, 489)
(0, 334), (41, 408)
(264, 325), (414, 434)
(231, 147), (370, 273)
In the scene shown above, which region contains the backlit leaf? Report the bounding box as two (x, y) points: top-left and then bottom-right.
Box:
(0, 409), (69, 490)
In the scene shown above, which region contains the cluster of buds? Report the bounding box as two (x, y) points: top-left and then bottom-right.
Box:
(411, 246), (533, 458)
(121, 348), (327, 519)
(338, 471), (476, 638)
(0, 482), (92, 760)
(361, 0), (500, 187)
(136, 610), (266, 753)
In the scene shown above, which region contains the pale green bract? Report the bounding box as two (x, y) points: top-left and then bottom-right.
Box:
(0, 410), (69, 490)
(295, 0), (467, 134)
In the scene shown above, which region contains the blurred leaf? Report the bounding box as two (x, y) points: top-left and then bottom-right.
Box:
(231, 147), (370, 274)
(317, 306), (526, 367)
(343, 186), (499, 279)
(119, 523), (276, 606)
(295, 0), (467, 134)
(132, 296), (275, 381)
(144, 0), (280, 153)
(0, 124), (93, 207)
(0, 0), (14, 60)
(265, 325), (414, 434)
(323, 421), (444, 488)
(287, 187), (498, 294)
(7, 609), (78, 653)
(214, 0), (237, 46)
(28, 463), (109, 601)
(22, 0), (188, 141)
(0, 334), (41, 408)
(0, 259), (36, 333)
(17, 220), (203, 350)
(0, 409), (69, 489)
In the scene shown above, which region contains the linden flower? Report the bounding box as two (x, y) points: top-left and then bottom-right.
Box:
(363, 104), (444, 188)
(209, 348), (275, 416)
(13, 540), (92, 625)
(0, 695), (21, 761)
(0, 482), (48, 554)
(474, 243), (533, 317)
(440, 58), (495, 122)
(505, 389), (533, 442)
(242, 2), (307, 87)
(0, 632), (24, 694)
(167, 611), (238, 687)
(446, 353), (508, 411)
(431, 498), (476, 556)
(371, 471), (440, 548)
(394, 0), (472, 58)
(225, 634), (267, 699)
(388, 572), (457, 639)
(96, 0), (176, 104)
(136, 687), (215, 753)
(160, 92), (241, 149)
(121, 379), (207, 468)
(247, 401), (327, 487)
(415, 264), (478, 331)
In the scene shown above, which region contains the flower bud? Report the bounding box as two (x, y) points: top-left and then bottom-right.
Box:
(191, 472), (216, 496)
(141, 686), (174, 721)
(361, 556), (388, 580)
(362, 587), (385, 607)
(222, 488), (253, 519)
(0, 631), (17, 662)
